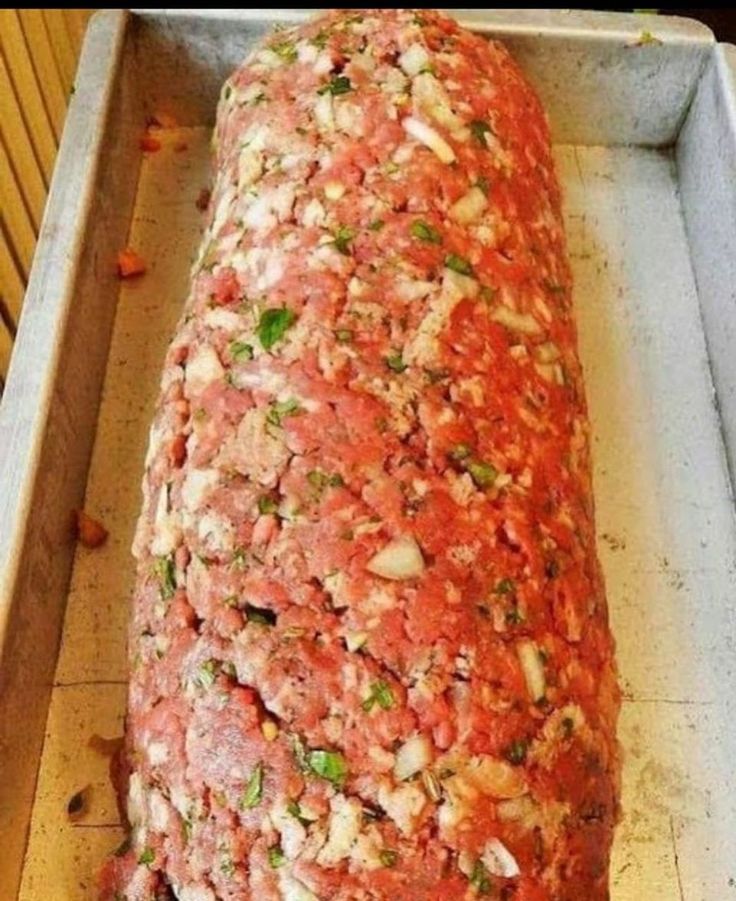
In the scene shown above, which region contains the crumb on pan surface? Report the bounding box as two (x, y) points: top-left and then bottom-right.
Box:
(101, 8), (620, 901)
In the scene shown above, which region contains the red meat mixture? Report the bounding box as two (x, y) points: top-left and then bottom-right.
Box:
(101, 8), (620, 901)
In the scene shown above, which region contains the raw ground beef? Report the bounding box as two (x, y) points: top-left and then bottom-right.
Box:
(101, 9), (620, 900)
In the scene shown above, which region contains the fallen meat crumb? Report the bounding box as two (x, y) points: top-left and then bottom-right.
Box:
(139, 134), (161, 153)
(117, 248), (146, 279)
(76, 510), (109, 548)
(195, 187), (211, 211)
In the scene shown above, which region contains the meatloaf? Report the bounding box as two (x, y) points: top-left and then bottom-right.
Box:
(101, 8), (620, 900)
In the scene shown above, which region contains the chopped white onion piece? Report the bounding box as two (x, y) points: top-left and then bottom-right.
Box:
(314, 92), (334, 130)
(482, 837), (521, 878)
(403, 116), (456, 164)
(367, 535), (425, 581)
(457, 850), (475, 878)
(278, 873), (319, 901)
(399, 43), (430, 77)
(534, 362), (565, 385)
(324, 181), (345, 200)
(449, 186), (488, 224)
(536, 340), (560, 363)
(466, 756), (526, 799)
(517, 640), (546, 702)
(345, 631), (368, 652)
(394, 734), (432, 781)
(497, 795), (536, 823)
(491, 304), (542, 335)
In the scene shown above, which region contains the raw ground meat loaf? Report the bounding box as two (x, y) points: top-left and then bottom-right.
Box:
(101, 8), (620, 901)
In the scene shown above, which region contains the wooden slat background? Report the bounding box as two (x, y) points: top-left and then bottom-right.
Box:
(0, 9), (95, 385)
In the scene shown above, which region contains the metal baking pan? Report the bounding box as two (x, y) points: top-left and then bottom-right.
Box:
(1, 9), (735, 900)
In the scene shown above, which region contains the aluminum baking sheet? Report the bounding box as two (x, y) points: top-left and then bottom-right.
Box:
(2, 9), (735, 901)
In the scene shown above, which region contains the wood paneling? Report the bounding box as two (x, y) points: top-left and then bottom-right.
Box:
(0, 9), (93, 384)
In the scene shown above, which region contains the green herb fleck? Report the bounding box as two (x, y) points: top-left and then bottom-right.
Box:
(307, 470), (342, 491)
(258, 495), (278, 515)
(467, 459), (498, 488)
(232, 547), (247, 568)
(562, 716), (575, 737)
(386, 352), (407, 373)
(138, 847), (155, 867)
(230, 340), (254, 362)
(307, 470), (328, 491)
(271, 41), (297, 63)
(495, 578), (515, 595)
(469, 120), (492, 147)
(504, 738), (528, 766)
(476, 175), (490, 195)
(368, 219), (385, 232)
(257, 307), (296, 350)
(332, 225), (356, 255)
(154, 555), (176, 600)
(311, 28), (330, 49)
(223, 85), (232, 100)
(196, 659), (218, 689)
(245, 604), (277, 626)
(410, 219), (442, 244)
(379, 848), (399, 867)
(181, 819), (193, 844)
(318, 75), (352, 96)
(362, 680), (395, 712)
(449, 443), (472, 462)
(266, 398), (301, 426)
(240, 761), (264, 809)
(220, 853), (235, 877)
(286, 799), (312, 825)
(445, 253), (474, 277)
(268, 845), (286, 868)
(308, 749), (348, 786)
(469, 859), (492, 893)
(505, 606), (525, 625)
(335, 328), (354, 343)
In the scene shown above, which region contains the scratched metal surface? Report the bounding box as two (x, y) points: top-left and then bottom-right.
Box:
(1, 9), (735, 901)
